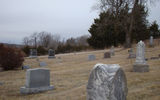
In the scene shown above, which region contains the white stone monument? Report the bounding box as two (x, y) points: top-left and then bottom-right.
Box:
(110, 46), (115, 56)
(133, 41), (149, 72)
(87, 64), (128, 100)
(149, 36), (154, 47)
(20, 68), (54, 94)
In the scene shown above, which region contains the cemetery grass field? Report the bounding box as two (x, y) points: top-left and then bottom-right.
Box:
(0, 43), (160, 100)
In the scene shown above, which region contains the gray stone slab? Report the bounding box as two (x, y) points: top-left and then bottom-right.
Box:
(22, 65), (30, 70)
(29, 49), (37, 58)
(133, 64), (149, 72)
(88, 55), (96, 61)
(48, 49), (55, 59)
(20, 68), (54, 94)
(0, 82), (4, 85)
(87, 64), (128, 100)
(128, 53), (136, 59)
(150, 57), (159, 60)
(104, 52), (111, 58)
(39, 62), (47, 67)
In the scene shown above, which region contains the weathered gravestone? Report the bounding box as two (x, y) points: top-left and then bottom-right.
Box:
(104, 52), (111, 58)
(29, 49), (37, 58)
(22, 65), (30, 70)
(110, 46), (115, 56)
(133, 41), (149, 72)
(20, 68), (54, 94)
(0, 82), (3, 86)
(88, 55), (96, 61)
(39, 62), (47, 67)
(150, 57), (159, 60)
(149, 36), (154, 47)
(128, 48), (136, 59)
(87, 64), (128, 100)
(48, 49), (55, 58)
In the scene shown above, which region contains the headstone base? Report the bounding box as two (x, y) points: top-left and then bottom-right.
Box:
(128, 54), (136, 59)
(20, 85), (54, 94)
(29, 56), (37, 59)
(48, 56), (56, 59)
(133, 64), (149, 72)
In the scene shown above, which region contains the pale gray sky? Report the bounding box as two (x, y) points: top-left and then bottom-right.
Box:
(0, 0), (160, 44)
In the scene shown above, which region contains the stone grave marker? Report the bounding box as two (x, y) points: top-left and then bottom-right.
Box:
(29, 49), (37, 58)
(87, 64), (128, 100)
(39, 62), (47, 67)
(22, 65), (30, 70)
(88, 55), (96, 61)
(104, 52), (111, 58)
(149, 36), (154, 47)
(110, 46), (115, 56)
(133, 41), (149, 72)
(128, 48), (136, 59)
(0, 82), (3, 86)
(48, 49), (55, 58)
(151, 57), (159, 60)
(20, 68), (54, 94)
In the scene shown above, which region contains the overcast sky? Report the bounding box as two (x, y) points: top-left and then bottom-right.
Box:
(0, 0), (160, 44)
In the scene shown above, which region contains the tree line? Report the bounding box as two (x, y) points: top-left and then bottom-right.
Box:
(22, 32), (89, 56)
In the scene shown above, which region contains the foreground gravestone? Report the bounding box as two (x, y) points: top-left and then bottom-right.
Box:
(128, 48), (136, 59)
(104, 52), (111, 58)
(149, 36), (154, 47)
(88, 55), (96, 61)
(29, 49), (37, 58)
(133, 41), (149, 72)
(87, 64), (128, 100)
(39, 62), (47, 67)
(22, 65), (30, 70)
(48, 49), (55, 58)
(20, 68), (54, 94)
(110, 46), (115, 56)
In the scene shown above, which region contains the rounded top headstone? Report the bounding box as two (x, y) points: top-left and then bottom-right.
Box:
(87, 64), (128, 100)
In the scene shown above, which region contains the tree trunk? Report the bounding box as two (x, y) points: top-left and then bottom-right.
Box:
(125, 0), (139, 48)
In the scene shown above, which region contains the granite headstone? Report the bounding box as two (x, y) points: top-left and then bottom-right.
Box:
(87, 64), (128, 100)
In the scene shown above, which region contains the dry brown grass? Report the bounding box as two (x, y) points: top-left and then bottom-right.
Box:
(0, 44), (160, 100)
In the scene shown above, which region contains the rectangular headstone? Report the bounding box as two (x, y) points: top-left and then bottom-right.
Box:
(29, 49), (37, 58)
(48, 49), (55, 58)
(88, 55), (96, 61)
(104, 52), (111, 58)
(22, 65), (30, 70)
(20, 68), (54, 94)
(39, 62), (47, 67)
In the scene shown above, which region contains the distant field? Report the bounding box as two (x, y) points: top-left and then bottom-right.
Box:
(0, 44), (160, 100)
